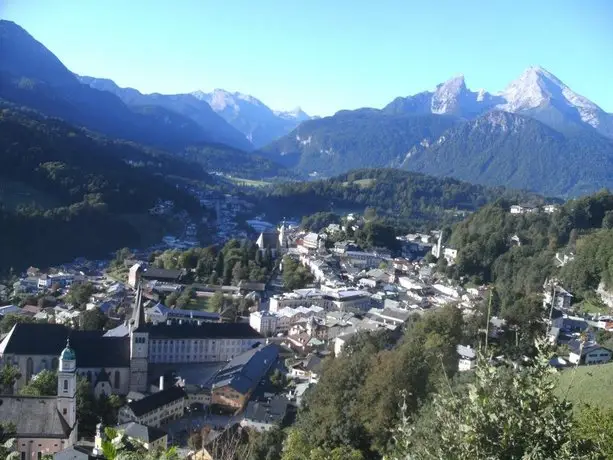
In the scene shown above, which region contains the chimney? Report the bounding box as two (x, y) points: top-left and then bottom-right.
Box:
(159, 375), (164, 391)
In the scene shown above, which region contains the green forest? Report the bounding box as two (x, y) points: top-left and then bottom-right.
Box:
(253, 168), (546, 230)
(0, 106), (205, 273)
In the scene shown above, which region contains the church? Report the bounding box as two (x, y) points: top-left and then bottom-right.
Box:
(0, 340), (78, 459)
(0, 284), (263, 395)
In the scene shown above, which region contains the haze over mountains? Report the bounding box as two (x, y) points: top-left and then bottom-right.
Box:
(79, 78), (312, 149)
(2, 18), (613, 197)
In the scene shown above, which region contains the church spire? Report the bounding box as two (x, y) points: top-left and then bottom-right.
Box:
(131, 282), (145, 330)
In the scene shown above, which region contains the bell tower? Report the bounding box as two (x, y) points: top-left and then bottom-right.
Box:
(129, 284), (149, 392)
(57, 338), (77, 443)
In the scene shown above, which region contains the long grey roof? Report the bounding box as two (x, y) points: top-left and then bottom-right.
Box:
(0, 323), (130, 367)
(0, 395), (72, 438)
(143, 322), (263, 339)
(127, 386), (186, 417)
(211, 344), (279, 394)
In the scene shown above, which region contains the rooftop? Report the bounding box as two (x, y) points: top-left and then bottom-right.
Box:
(127, 386), (186, 417)
(0, 323), (130, 367)
(0, 395), (72, 438)
(211, 344), (279, 395)
(118, 422), (167, 443)
(143, 322), (262, 340)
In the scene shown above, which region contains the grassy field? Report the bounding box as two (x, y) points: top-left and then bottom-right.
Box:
(556, 363), (613, 409)
(187, 294), (218, 312)
(575, 298), (611, 316)
(226, 176), (272, 187)
(342, 178), (376, 189)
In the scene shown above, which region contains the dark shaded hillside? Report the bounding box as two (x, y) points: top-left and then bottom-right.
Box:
(0, 107), (204, 272)
(251, 168), (545, 227)
(0, 20), (248, 151)
(179, 144), (292, 180)
(259, 111), (458, 176)
(78, 76), (253, 151)
(405, 111), (613, 197)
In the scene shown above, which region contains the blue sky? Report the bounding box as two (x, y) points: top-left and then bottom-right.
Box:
(3, 0), (612, 116)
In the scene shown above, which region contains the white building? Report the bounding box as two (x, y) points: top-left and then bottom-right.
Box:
(568, 342), (612, 365)
(269, 288), (371, 314)
(301, 232), (320, 250)
(543, 204), (559, 213)
(457, 344), (477, 371)
(443, 247), (458, 265)
(249, 311), (278, 337)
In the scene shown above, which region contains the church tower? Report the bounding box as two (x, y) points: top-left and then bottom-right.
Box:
(129, 284), (149, 392)
(57, 338), (77, 444)
(278, 219), (288, 249)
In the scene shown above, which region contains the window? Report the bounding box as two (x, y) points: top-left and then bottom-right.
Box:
(86, 371), (92, 383)
(37, 452), (42, 460)
(21, 453), (25, 460)
(26, 357), (34, 383)
(64, 379), (68, 392)
(51, 357), (59, 370)
(63, 408), (67, 415)
(114, 370), (121, 389)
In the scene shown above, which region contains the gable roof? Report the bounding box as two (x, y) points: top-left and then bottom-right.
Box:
(0, 323), (130, 367)
(568, 340), (613, 357)
(0, 395), (73, 438)
(127, 386), (186, 417)
(142, 322), (262, 340)
(256, 231), (279, 249)
(118, 422), (166, 443)
(211, 344), (279, 395)
(243, 395), (289, 425)
(141, 267), (184, 281)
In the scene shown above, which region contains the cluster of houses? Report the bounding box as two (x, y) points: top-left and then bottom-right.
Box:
(3, 265), (129, 327)
(510, 203), (559, 215)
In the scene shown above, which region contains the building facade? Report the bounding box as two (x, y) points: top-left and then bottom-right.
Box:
(0, 341), (77, 459)
(249, 311), (278, 337)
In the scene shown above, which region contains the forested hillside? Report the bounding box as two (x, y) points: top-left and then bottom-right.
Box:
(253, 169), (546, 229)
(406, 111), (613, 197)
(0, 106), (204, 273)
(440, 191), (613, 349)
(259, 111), (458, 175)
(179, 144), (291, 180)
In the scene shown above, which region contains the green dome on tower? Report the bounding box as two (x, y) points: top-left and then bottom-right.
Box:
(60, 338), (76, 361)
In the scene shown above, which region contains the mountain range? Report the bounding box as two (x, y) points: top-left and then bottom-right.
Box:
(382, 67), (613, 138)
(3, 18), (613, 197)
(262, 68), (613, 196)
(78, 77), (311, 149)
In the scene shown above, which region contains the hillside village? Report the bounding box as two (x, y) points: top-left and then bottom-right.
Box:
(2, 194), (613, 459)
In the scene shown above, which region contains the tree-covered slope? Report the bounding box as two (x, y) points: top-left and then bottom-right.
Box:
(252, 168), (543, 226)
(258, 110), (459, 176)
(405, 111), (613, 197)
(0, 106), (204, 272)
(0, 20), (248, 151)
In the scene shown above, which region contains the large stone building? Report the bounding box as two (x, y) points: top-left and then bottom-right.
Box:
(0, 340), (78, 459)
(0, 323), (131, 395)
(211, 344), (280, 412)
(0, 285), (263, 396)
